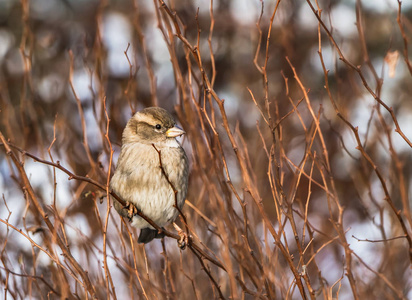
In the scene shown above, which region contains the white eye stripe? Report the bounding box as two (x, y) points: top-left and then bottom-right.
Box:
(134, 113), (159, 125)
(133, 110), (175, 130)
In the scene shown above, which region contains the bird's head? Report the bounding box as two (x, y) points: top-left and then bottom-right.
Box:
(122, 107), (185, 146)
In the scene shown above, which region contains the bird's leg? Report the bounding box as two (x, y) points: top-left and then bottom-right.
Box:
(125, 201), (138, 222)
(173, 222), (188, 250)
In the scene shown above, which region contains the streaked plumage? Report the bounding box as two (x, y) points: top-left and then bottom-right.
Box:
(110, 107), (188, 244)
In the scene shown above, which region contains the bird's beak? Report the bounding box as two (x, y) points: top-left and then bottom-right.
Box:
(166, 126), (185, 138)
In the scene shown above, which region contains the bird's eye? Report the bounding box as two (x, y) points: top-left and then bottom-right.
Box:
(155, 124), (162, 130)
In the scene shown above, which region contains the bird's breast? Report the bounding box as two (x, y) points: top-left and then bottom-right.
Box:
(110, 142), (188, 228)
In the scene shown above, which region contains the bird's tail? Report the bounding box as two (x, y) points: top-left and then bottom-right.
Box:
(138, 228), (165, 244)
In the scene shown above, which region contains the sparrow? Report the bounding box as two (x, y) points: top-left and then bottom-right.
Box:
(110, 107), (189, 244)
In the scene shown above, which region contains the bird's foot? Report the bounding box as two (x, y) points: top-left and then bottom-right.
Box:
(173, 223), (188, 250)
(125, 201), (138, 222)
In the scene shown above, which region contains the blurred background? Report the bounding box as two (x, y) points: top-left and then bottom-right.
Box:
(1, 0), (412, 299)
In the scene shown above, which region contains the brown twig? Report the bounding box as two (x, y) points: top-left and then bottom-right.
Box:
(0, 137), (226, 272)
(0, 131), (98, 298)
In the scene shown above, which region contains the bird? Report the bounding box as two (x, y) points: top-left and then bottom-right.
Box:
(110, 107), (189, 244)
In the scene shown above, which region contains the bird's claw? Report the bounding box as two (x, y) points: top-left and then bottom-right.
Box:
(173, 223), (188, 250)
(125, 201), (138, 222)
(178, 233), (188, 250)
